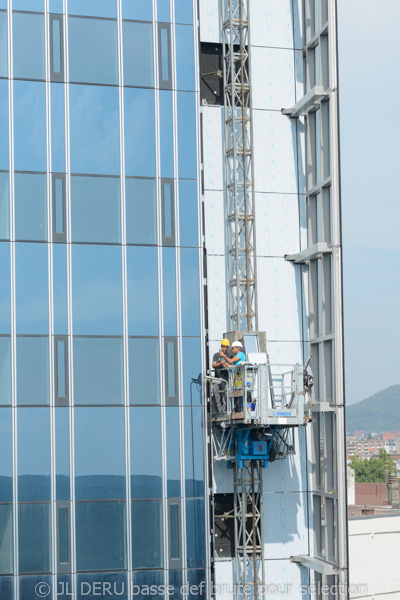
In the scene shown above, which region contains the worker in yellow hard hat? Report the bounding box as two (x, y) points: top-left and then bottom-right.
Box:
(212, 339), (232, 412)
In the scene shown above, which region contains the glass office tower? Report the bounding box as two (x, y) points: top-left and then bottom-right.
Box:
(0, 1), (206, 598)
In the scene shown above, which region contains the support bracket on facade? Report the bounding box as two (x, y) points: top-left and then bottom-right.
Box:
(291, 555), (338, 576)
(309, 402), (335, 413)
(285, 242), (331, 264)
(281, 86), (329, 118)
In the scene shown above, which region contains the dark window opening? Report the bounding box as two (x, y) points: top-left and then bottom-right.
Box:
(213, 493), (234, 558)
(200, 42), (223, 106)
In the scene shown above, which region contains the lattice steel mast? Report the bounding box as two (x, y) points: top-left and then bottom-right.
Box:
(221, 1), (263, 598)
(222, 0), (257, 332)
(234, 460), (265, 600)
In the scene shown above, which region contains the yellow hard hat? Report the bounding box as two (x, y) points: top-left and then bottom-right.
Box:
(221, 338), (230, 346)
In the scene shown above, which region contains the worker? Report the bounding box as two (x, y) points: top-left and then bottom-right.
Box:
(223, 340), (246, 366)
(212, 338), (231, 412)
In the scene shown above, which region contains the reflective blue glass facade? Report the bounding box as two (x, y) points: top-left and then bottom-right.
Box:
(0, 1), (206, 597)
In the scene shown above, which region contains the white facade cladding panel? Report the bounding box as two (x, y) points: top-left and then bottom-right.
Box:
(248, 0), (304, 50)
(261, 428), (309, 494)
(263, 491), (309, 559)
(202, 106), (225, 192)
(205, 255), (228, 342)
(251, 47), (303, 112)
(254, 192), (303, 258)
(199, 0), (222, 43)
(256, 257), (303, 342)
(253, 109), (299, 194)
(204, 190), (226, 256)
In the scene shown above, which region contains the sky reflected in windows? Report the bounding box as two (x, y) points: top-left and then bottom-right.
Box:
(73, 337), (123, 405)
(123, 21), (153, 87)
(13, 0), (43, 10)
(18, 407), (51, 501)
(0, 337), (11, 406)
(17, 336), (49, 406)
(72, 245), (123, 335)
(75, 407), (125, 499)
(131, 501), (163, 568)
(178, 92), (197, 179)
(0, 12), (7, 77)
(122, 0), (152, 21)
(18, 504), (51, 574)
(0, 81), (9, 170)
(125, 88), (155, 177)
(163, 247), (177, 336)
(130, 407), (162, 499)
(0, 242), (10, 334)
(125, 178), (156, 245)
(69, 17), (118, 85)
(13, 12), (45, 80)
(179, 179), (198, 247)
(15, 242), (48, 334)
(129, 338), (160, 405)
(182, 338), (201, 405)
(75, 501), (126, 571)
(55, 407), (70, 500)
(70, 85), (120, 176)
(180, 248), (200, 336)
(14, 173), (47, 242)
(53, 244), (68, 335)
(184, 406), (204, 497)
(49, 0), (63, 13)
(68, 0), (117, 18)
(51, 83), (66, 173)
(14, 81), (47, 172)
(0, 174), (9, 240)
(157, 0), (170, 22)
(159, 90), (174, 178)
(71, 176), (121, 243)
(166, 407), (180, 497)
(175, 0), (193, 24)
(0, 408), (12, 497)
(175, 25), (195, 91)
(127, 246), (159, 336)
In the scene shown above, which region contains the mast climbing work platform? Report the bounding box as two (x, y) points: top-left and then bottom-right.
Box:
(206, 346), (313, 600)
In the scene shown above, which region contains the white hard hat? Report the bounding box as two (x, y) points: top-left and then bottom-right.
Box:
(231, 341), (243, 349)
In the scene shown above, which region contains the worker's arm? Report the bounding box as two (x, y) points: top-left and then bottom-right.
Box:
(213, 355), (228, 369)
(222, 354), (240, 366)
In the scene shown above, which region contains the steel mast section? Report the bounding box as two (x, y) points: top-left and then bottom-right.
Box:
(222, 0), (257, 332)
(221, 2), (263, 599)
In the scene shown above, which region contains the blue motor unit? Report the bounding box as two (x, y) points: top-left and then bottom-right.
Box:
(231, 427), (278, 469)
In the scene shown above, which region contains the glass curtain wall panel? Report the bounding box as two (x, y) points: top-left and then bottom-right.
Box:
(6, 0), (205, 588)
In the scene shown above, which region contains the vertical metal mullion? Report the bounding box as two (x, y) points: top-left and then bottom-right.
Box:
(170, 0), (188, 582)
(153, 0), (168, 580)
(118, 0), (132, 585)
(193, 0), (211, 592)
(170, 0), (186, 579)
(327, 0), (348, 594)
(8, 1), (18, 598)
(63, 0), (75, 593)
(45, 0), (58, 592)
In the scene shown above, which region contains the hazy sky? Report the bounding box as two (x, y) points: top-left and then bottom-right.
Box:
(338, 0), (400, 404)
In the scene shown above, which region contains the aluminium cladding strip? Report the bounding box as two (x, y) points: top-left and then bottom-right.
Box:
(222, 0), (257, 332)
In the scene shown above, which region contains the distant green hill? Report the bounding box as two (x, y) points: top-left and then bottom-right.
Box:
(346, 385), (400, 433)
